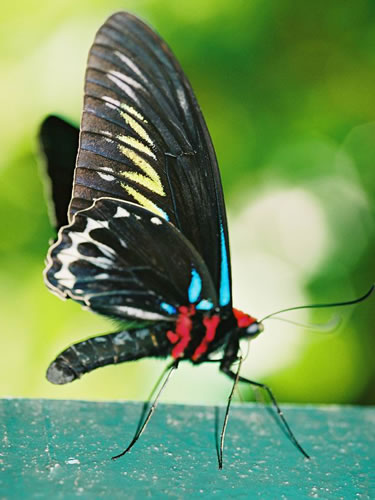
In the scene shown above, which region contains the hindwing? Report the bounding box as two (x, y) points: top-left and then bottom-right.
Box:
(45, 198), (218, 321)
(39, 116), (79, 230)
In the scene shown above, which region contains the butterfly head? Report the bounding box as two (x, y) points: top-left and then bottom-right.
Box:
(243, 320), (264, 338)
(233, 308), (264, 339)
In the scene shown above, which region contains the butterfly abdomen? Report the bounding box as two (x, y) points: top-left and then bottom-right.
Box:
(46, 326), (170, 385)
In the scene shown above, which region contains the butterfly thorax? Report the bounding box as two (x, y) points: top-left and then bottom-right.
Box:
(166, 306), (258, 362)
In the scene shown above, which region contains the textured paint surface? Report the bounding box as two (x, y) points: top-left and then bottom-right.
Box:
(1, 399), (374, 498)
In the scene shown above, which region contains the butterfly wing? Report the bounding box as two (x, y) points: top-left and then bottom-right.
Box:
(45, 197), (217, 320)
(70, 12), (232, 309)
(39, 115), (79, 230)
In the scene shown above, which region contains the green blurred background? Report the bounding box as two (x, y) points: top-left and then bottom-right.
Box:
(1, 0), (374, 405)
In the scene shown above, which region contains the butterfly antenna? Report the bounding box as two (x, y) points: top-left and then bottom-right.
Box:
(218, 356), (243, 470)
(112, 359), (179, 460)
(267, 314), (342, 332)
(260, 284), (374, 323)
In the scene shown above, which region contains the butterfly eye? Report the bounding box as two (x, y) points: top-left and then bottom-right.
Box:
(246, 322), (264, 337)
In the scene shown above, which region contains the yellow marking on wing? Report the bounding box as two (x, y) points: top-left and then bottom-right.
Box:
(117, 135), (156, 159)
(116, 102), (167, 213)
(119, 110), (153, 146)
(121, 184), (166, 218)
(119, 146), (165, 196)
(150, 332), (159, 348)
(121, 104), (146, 122)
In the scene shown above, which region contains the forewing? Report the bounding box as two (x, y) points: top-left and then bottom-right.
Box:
(70, 12), (232, 308)
(45, 198), (217, 321)
(39, 116), (79, 230)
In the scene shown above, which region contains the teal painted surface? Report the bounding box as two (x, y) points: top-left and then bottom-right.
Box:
(1, 399), (374, 498)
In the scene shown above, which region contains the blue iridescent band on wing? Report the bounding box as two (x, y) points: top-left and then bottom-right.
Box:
(188, 268), (202, 303)
(160, 302), (177, 314)
(219, 222), (230, 307)
(196, 299), (214, 311)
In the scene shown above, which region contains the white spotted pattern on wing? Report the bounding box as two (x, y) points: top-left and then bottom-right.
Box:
(150, 217), (162, 225)
(100, 129), (112, 137)
(109, 70), (143, 90)
(110, 305), (168, 321)
(177, 88), (188, 114)
(53, 217), (116, 288)
(114, 51), (147, 82)
(84, 218), (116, 258)
(113, 207), (130, 218)
(100, 130), (114, 144)
(53, 234), (112, 287)
(114, 206), (130, 218)
(107, 73), (139, 104)
(97, 172), (115, 181)
(103, 95), (120, 109)
(84, 217), (109, 231)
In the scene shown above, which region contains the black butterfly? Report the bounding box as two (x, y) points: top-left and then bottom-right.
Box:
(43, 11), (349, 466)
(41, 12), (264, 383)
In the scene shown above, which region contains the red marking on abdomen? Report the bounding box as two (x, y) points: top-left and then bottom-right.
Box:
(233, 308), (256, 328)
(192, 315), (220, 361)
(167, 306), (195, 358)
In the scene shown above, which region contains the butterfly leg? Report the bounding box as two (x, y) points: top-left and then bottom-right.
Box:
(112, 359), (180, 460)
(220, 353), (310, 460)
(132, 360), (176, 437)
(217, 355), (243, 469)
(209, 337), (241, 469)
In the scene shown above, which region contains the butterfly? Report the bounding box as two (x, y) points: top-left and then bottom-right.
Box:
(44, 11), (372, 466)
(41, 12), (264, 387)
